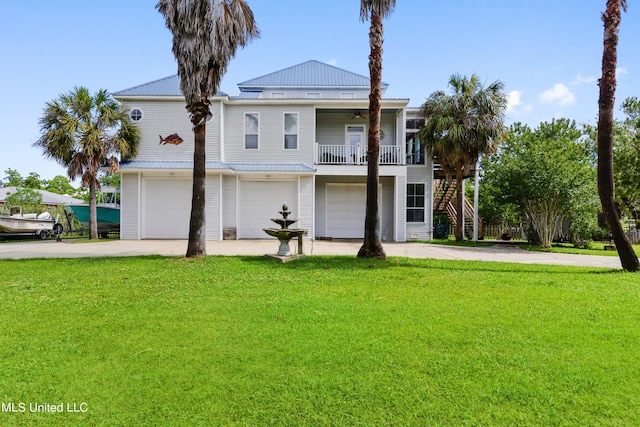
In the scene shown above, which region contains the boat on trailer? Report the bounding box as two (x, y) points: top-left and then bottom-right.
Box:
(66, 186), (120, 237)
(0, 206), (63, 239)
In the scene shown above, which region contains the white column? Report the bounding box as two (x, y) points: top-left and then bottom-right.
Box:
(473, 158), (480, 242)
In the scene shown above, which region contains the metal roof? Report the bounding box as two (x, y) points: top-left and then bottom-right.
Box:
(113, 75), (227, 97)
(0, 187), (83, 206)
(120, 161), (230, 170)
(120, 161), (316, 173)
(114, 61), (388, 97)
(229, 163), (316, 172)
(238, 60), (388, 89)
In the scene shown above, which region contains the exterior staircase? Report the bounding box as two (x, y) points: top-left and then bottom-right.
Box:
(432, 179), (482, 239)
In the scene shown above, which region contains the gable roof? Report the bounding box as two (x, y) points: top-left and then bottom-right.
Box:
(113, 75), (227, 97)
(0, 187), (83, 206)
(113, 60), (389, 98)
(238, 60), (387, 89)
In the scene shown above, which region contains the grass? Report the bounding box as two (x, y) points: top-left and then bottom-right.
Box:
(426, 236), (640, 257)
(0, 234), (100, 244)
(520, 241), (640, 257)
(1, 256), (640, 426)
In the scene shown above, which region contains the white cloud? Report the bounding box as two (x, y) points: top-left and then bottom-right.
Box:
(616, 67), (629, 76)
(506, 90), (522, 113)
(539, 83), (576, 106)
(570, 74), (596, 86)
(326, 58), (338, 66)
(506, 90), (533, 116)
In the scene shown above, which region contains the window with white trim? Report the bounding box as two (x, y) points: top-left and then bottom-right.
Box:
(340, 92), (356, 99)
(129, 108), (143, 122)
(306, 92), (321, 98)
(271, 92), (285, 98)
(244, 113), (259, 149)
(407, 183), (425, 222)
(284, 113), (298, 150)
(405, 118), (426, 164)
(406, 132), (424, 165)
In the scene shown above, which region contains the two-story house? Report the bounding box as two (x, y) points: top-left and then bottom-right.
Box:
(114, 60), (434, 241)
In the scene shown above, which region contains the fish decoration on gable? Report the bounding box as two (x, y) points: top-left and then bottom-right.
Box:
(159, 133), (184, 145)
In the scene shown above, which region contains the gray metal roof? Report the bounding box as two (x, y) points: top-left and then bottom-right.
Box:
(120, 161), (316, 173)
(0, 187), (83, 206)
(114, 61), (388, 97)
(238, 60), (388, 89)
(120, 161), (230, 170)
(229, 163), (316, 172)
(114, 75), (227, 97)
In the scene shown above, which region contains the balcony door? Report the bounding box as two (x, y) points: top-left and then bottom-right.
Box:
(346, 125), (366, 164)
(346, 125), (365, 146)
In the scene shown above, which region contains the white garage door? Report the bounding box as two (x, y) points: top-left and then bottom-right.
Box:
(239, 180), (298, 239)
(143, 178), (191, 239)
(326, 183), (367, 238)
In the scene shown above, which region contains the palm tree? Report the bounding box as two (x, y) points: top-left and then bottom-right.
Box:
(597, 0), (639, 271)
(156, 0), (259, 258)
(357, 0), (396, 260)
(35, 87), (139, 240)
(419, 74), (507, 241)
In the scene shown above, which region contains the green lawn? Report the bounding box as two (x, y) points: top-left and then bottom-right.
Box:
(1, 256), (639, 426)
(519, 241), (640, 257)
(427, 237), (640, 257)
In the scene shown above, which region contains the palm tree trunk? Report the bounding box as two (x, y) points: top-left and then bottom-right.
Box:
(455, 161), (464, 241)
(597, 0), (639, 271)
(358, 10), (386, 260)
(89, 183), (98, 240)
(186, 102), (208, 258)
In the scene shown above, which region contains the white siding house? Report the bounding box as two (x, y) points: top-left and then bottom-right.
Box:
(114, 60), (434, 241)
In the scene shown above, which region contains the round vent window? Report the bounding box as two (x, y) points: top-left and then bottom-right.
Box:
(130, 108), (143, 121)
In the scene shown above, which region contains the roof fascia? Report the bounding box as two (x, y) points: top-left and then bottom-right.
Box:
(231, 169), (316, 176)
(114, 95), (229, 102)
(237, 85), (382, 90)
(225, 98), (409, 108)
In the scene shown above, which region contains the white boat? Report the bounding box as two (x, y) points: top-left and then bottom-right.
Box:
(0, 206), (62, 239)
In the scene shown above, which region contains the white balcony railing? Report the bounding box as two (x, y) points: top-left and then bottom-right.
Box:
(315, 143), (405, 165)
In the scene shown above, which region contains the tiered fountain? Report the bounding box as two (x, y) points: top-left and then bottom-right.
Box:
(263, 202), (307, 260)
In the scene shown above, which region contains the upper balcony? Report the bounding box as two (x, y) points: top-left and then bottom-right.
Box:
(315, 143), (406, 165)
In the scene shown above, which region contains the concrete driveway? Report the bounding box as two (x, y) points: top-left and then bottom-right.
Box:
(0, 238), (622, 269)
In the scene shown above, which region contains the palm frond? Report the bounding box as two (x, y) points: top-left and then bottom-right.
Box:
(156, 0), (259, 106)
(360, 0), (396, 21)
(35, 87), (139, 183)
(419, 73), (508, 171)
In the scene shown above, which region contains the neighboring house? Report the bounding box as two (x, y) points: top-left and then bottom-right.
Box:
(114, 60), (434, 241)
(0, 187), (83, 208)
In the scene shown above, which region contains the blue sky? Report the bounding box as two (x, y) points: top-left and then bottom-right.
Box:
(1, 0), (638, 182)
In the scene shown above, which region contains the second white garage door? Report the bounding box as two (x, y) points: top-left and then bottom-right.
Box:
(325, 183), (368, 239)
(238, 180), (298, 239)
